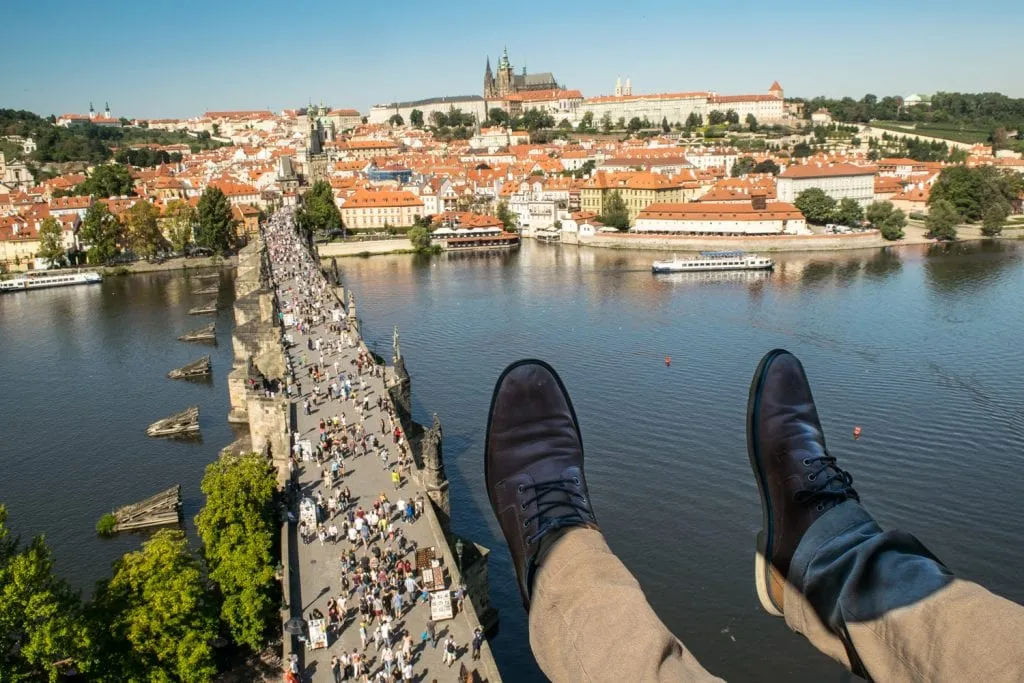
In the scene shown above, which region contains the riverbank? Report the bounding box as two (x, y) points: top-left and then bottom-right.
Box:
(101, 255), (237, 276)
(317, 239), (414, 258)
(560, 222), (1024, 254)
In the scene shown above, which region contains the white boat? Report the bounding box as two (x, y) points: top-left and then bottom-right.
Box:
(0, 271), (103, 292)
(651, 251), (774, 274)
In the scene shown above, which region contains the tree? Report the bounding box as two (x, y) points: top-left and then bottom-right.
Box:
(616, 117), (626, 130)
(124, 200), (165, 258)
(195, 187), (236, 254)
(37, 216), (65, 266)
(599, 190), (630, 230)
(77, 163), (134, 197)
(792, 142), (813, 158)
(558, 118), (573, 130)
(195, 454), (277, 651)
(982, 203), (1008, 236)
(388, 113), (404, 127)
(297, 180), (343, 241)
(685, 112), (703, 129)
(708, 110), (726, 126)
(834, 197), (864, 227)
(578, 111), (594, 132)
(725, 109), (740, 125)
(409, 109), (424, 128)
(0, 505), (94, 680)
(753, 159), (780, 175)
(488, 108), (510, 127)
(731, 157), (756, 177)
(925, 199), (960, 240)
(92, 530), (217, 682)
(746, 113), (759, 131)
(79, 202), (123, 264)
(164, 199), (196, 253)
(928, 165), (1020, 223)
(627, 117), (642, 133)
(600, 112), (613, 133)
(496, 201), (517, 231)
(408, 226), (432, 252)
(661, 117), (670, 133)
(522, 108), (555, 132)
(794, 188), (837, 225)
(429, 111), (447, 128)
(865, 200), (907, 240)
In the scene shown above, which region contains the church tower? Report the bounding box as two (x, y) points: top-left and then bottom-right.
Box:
(484, 56), (495, 99)
(496, 47), (514, 98)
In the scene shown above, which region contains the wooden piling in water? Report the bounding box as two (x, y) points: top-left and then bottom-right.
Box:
(109, 485), (182, 532)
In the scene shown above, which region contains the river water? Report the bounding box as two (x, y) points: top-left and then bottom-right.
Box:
(1, 242), (1022, 681)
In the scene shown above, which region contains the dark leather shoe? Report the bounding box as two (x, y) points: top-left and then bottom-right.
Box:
(485, 359), (598, 609)
(747, 349), (858, 616)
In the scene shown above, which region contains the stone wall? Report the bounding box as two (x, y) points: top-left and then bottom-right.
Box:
(573, 229), (884, 252)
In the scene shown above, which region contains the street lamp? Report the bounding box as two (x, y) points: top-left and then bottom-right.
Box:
(455, 537), (465, 573)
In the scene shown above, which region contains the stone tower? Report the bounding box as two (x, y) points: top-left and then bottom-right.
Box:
(484, 56), (494, 99)
(305, 105), (328, 185)
(495, 47), (514, 98)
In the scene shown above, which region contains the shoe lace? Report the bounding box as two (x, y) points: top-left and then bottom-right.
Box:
(795, 452), (860, 510)
(520, 477), (590, 545)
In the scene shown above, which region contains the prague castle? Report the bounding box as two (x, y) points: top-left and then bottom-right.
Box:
(483, 47), (561, 99)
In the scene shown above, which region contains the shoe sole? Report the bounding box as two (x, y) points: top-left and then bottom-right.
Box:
(483, 359), (584, 517)
(747, 348), (789, 617)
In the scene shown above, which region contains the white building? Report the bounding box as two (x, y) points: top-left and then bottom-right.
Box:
(634, 199), (809, 235)
(367, 95), (488, 126)
(570, 81), (788, 127)
(777, 162), (877, 206)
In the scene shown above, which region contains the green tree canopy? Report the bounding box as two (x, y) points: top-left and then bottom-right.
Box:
(794, 188), (837, 225)
(79, 202), (124, 264)
(707, 110), (726, 126)
(388, 113), (404, 127)
(746, 113), (759, 131)
(522, 108), (555, 132)
(496, 200), (517, 231)
(834, 197), (865, 227)
(37, 216), (66, 266)
(982, 203), (1008, 236)
(731, 157), (757, 177)
(599, 190), (630, 230)
(195, 453), (277, 651)
(792, 141), (813, 158)
(725, 109), (740, 125)
(164, 199), (197, 253)
(600, 112), (613, 133)
(753, 159), (780, 175)
(487, 108), (509, 127)
(927, 165), (1019, 223)
(578, 111), (595, 132)
(195, 187), (236, 254)
(77, 163), (134, 198)
(408, 226), (432, 252)
(925, 198), (960, 240)
(685, 112), (703, 129)
(92, 530), (217, 682)
(297, 180), (343, 241)
(0, 505), (94, 680)
(409, 109), (424, 127)
(124, 200), (165, 258)
(865, 200), (907, 240)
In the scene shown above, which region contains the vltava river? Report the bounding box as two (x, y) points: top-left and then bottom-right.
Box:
(1, 242), (1022, 681)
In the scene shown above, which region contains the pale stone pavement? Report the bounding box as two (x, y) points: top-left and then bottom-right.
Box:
(273, 268), (480, 682)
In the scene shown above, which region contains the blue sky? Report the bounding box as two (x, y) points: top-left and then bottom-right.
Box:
(5, 0), (1022, 119)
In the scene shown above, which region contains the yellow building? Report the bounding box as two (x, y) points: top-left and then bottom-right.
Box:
(580, 172), (685, 225)
(341, 189), (424, 230)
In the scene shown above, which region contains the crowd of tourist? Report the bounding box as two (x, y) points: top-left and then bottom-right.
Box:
(265, 213), (480, 682)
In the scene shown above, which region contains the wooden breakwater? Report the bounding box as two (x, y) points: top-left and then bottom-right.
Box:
(108, 485), (182, 532)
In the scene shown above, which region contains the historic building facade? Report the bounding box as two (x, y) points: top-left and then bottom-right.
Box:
(484, 48), (560, 100)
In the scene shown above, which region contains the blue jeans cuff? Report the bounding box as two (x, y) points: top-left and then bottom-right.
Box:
(787, 499), (874, 589)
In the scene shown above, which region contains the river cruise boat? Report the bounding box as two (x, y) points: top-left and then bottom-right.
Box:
(651, 251), (774, 274)
(431, 226), (520, 252)
(0, 270), (102, 293)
